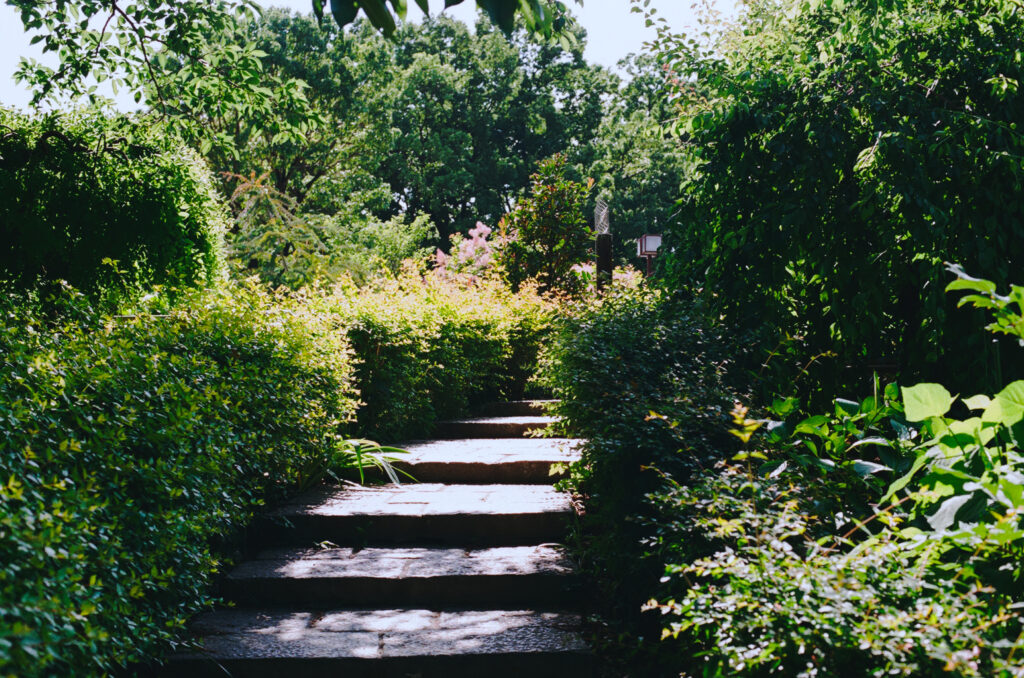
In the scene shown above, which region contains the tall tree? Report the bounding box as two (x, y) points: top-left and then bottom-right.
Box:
(585, 53), (689, 262)
(158, 9), (612, 240)
(7, 0), (580, 113)
(363, 15), (612, 237)
(646, 0), (1024, 400)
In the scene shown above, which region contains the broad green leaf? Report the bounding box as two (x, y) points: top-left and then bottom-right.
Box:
(963, 394), (992, 410)
(848, 436), (892, 450)
(770, 396), (799, 417)
(1000, 473), (1024, 506)
(957, 294), (999, 309)
(358, 0), (397, 34)
(946, 278), (997, 294)
(992, 380), (1024, 426)
(794, 415), (830, 435)
(851, 459), (891, 477)
(947, 417), (996, 446)
(926, 494), (971, 531)
(330, 0), (360, 26)
(479, 0), (518, 32)
(835, 398), (859, 416)
(901, 383), (954, 422)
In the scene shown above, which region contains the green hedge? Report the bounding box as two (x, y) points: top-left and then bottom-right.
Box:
(0, 110), (226, 299)
(0, 271), (551, 675)
(0, 284), (358, 676)
(541, 284), (1024, 676)
(536, 286), (741, 667)
(659, 0), (1024, 403)
(322, 273), (554, 441)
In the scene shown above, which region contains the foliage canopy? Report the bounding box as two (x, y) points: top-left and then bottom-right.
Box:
(648, 0), (1024, 401)
(0, 110), (226, 299)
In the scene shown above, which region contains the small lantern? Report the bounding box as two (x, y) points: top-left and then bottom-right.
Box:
(637, 233), (662, 277)
(637, 233), (662, 257)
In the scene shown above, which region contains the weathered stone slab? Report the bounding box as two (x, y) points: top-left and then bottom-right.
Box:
(262, 483), (575, 547)
(394, 438), (582, 484)
(223, 545), (579, 607)
(168, 609), (592, 677)
(435, 416), (557, 439)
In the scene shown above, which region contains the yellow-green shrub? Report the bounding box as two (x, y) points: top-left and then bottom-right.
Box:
(0, 283), (358, 676)
(319, 270), (554, 440)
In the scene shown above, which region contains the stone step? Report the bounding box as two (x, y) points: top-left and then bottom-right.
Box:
(168, 609), (591, 678)
(261, 483), (575, 547)
(393, 438), (582, 484)
(222, 545), (579, 608)
(434, 416), (557, 439)
(474, 400), (557, 417)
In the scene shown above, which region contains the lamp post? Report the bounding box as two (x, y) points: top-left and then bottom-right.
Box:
(637, 233), (662, 277)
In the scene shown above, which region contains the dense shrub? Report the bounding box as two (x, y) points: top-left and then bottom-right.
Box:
(650, 0), (1024, 403)
(536, 286), (742, 648)
(496, 154), (594, 294)
(0, 283), (358, 676)
(645, 352), (1024, 677)
(647, 464), (1023, 677)
(550, 274), (1024, 676)
(224, 171), (437, 288)
(0, 110), (226, 299)
(322, 271), (554, 441)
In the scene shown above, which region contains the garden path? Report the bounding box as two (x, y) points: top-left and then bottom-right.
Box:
(167, 401), (591, 677)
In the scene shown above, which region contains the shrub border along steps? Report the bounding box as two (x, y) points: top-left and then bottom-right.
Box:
(161, 401), (592, 677)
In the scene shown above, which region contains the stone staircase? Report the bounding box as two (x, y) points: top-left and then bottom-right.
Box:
(167, 401), (590, 677)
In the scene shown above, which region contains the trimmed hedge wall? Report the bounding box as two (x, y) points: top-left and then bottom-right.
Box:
(0, 273), (552, 676)
(0, 284), (357, 675)
(0, 110), (226, 298)
(326, 274), (553, 441)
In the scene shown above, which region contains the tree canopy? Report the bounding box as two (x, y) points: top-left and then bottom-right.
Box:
(7, 0), (580, 111)
(314, 0), (579, 41)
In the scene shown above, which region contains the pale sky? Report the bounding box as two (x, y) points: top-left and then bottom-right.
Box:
(0, 0), (737, 111)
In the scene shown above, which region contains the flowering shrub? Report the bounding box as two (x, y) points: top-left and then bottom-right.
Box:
(434, 221), (497, 280)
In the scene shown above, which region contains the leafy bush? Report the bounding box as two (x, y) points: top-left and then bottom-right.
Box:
(321, 270), (554, 441)
(640, 269), (1024, 677)
(0, 283), (358, 677)
(648, 0), (1024, 402)
(536, 286), (742, 641)
(0, 111), (227, 300)
(497, 154), (594, 293)
(646, 464), (1023, 678)
(546, 270), (1024, 676)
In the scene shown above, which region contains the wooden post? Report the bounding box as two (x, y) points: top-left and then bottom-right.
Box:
(596, 233), (613, 292)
